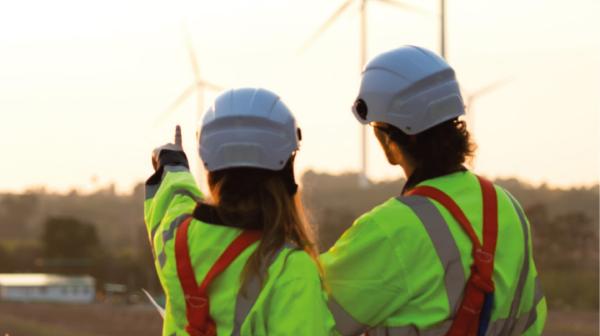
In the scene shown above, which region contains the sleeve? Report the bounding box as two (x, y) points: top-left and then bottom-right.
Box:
(320, 214), (408, 333)
(522, 294), (547, 336)
(143, 150), (204, 245)
(521, 216), (548, 336)
(519, 245), (547, 336)
(505, 190), (547, 336)
(266, 258), (338, 336)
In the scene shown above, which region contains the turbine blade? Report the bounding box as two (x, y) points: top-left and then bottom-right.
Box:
(153, 84), (196, 125)
(375, 0), (429, 15)
(469, 77), (513, 100)
(198, 80), (224, 92)
(298, 0), (355, 53)
(183, 23), (202, 83)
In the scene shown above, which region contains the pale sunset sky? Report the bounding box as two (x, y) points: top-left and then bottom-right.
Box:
(0, 0), (598, 194)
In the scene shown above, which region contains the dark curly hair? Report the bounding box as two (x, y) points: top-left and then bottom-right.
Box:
(376, 118), (476, 185)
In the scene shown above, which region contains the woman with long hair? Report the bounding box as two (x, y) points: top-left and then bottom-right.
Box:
(145, 88), (336, 335)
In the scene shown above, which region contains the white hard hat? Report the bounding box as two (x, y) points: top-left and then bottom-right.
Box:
(199, 88), (301, 172)
(352, 45), (465, 135)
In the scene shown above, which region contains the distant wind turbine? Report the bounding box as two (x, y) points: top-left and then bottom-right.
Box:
(154, 27), (223, 126)
(155, 25), (224, 193)
(299, 0), (427, 188)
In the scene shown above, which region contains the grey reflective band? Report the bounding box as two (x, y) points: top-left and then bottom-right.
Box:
(328, 298), (369, 336)
(173, 189), (202, 202)
(150, 225), (160, 246)
(163, 214), (193, 246)
(153, 189), (198, 267)
(231, 245), (292, 336)
(396, 196), (466, 316)
(145, 183), (159, 200)
(145, 165), (190, 200)
(232, 274), (262, 336)
(151, 189), (201, 247)
(164, 164), (190, 173)
(498, 193), (531, 336)
(521, 277), (544, 333)
(157, 214), (192, 268)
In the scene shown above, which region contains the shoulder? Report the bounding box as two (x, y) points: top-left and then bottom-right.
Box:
(495, 185), (522, 208)
(353, 197), (422, 237)
(274, 248), (322, 285)
(321, 197), (422, 265)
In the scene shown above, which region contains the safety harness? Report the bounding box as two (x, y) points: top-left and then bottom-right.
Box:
(174, 216), (261, 336)
(407, 175), (498, 336)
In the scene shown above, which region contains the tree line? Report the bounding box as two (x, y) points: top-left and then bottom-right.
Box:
(0, 172), (597, 309)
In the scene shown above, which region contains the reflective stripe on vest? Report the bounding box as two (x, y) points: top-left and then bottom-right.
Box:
(328, 297), (369, 336)
(497, 194), (530, 336)
(157, 214), (191, 268)
(396, 196), (466, 316)
(153, 191), (202, 268)
(363, 191), (539, 336)
(231, 246), (289, 336)
(368, 281), (542, 336)
(145, 165), (191, 200)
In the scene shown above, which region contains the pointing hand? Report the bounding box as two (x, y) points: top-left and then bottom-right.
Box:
(152, 125), (187, 170)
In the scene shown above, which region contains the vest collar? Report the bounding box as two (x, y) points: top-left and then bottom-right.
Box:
(193, 202), (263, 230)
(402, 165), (468, 195)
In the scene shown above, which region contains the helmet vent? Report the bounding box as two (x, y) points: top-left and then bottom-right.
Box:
(219, 144), (263, 166)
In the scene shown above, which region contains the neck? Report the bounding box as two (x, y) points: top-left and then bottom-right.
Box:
(401, 163), (416, 180)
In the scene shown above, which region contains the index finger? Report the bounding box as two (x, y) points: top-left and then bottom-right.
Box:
(174, 125), (182, 146)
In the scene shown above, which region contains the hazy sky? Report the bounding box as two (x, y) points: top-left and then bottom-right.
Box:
(0, 0), (598, 194)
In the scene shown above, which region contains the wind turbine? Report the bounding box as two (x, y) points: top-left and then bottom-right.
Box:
(155, 26), (224, 193)
(155, 28), (223, 126)
(299, 0), (427, 188)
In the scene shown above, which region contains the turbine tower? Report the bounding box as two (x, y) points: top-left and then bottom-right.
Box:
(440, 0), (446, 58)
(300, 0), (426, 188)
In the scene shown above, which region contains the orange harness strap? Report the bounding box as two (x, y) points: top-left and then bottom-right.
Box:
(408, 176), (498, 336)
(175, 217), (261, 336)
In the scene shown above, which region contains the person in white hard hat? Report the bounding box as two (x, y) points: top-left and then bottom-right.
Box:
(321, 46), (546, 336)
(145, 88), (336, 335)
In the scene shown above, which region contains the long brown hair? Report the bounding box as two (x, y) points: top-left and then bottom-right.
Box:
(207, 158), (320, 288)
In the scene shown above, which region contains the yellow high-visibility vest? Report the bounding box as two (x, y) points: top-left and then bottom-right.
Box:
(145, 165), (337, 336)
(321, 171), (547, 336)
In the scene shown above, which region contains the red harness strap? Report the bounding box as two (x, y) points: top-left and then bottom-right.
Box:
(408, 176), (498, 336)
(175, 216), (261, 336)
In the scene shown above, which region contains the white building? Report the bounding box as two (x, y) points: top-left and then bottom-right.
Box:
(0, 273), (95, 303)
